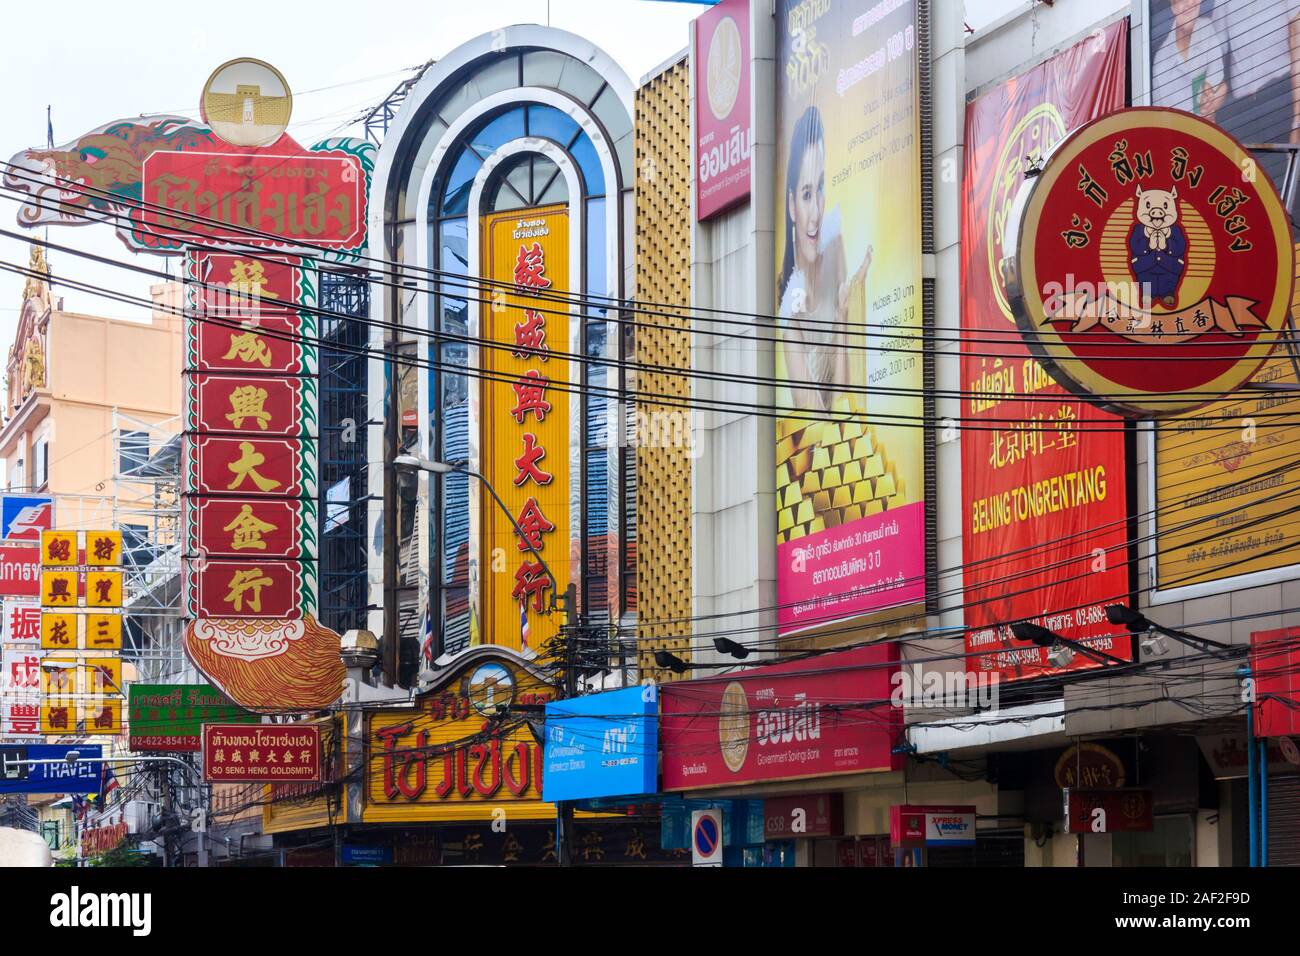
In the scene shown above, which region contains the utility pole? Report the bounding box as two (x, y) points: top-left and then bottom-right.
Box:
(556, 582), (578, 867)
(195, 780), (209, 868)
(391, 455), (575, 864)
(161, 764), (173, 868)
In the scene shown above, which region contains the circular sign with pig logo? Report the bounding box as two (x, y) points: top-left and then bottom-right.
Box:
(1008, 107), (1294, 417)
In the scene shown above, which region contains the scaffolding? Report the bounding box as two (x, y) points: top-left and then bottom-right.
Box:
(111, 409), (187, 683)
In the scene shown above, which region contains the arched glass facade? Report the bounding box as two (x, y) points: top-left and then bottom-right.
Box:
(371, 31), (637, 678)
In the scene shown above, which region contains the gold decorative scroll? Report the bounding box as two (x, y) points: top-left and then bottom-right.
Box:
(1048, 290), (1263, 345)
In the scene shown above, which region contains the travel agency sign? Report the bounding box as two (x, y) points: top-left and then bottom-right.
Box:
(1007, 107), (1295, 417)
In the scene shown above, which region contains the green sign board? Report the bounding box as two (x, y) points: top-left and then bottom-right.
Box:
(128, 684), (258, 752)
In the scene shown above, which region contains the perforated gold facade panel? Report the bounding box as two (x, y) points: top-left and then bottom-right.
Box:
(634, 56), (693, 682)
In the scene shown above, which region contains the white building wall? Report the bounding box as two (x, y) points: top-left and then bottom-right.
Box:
(689, 1), (779, 667)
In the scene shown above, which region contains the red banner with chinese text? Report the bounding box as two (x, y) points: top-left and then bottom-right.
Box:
(960, 21), (1133, 680)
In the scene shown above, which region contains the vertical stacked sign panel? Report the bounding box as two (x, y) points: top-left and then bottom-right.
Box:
(481, 207), (571, 654)
(0, 494), (50, 740)
(2, 61), (372, 715)
(166, 65), (371, 714)
(38, 530), (124, 736)
(694, 0), (752, 221)
(183, 252), (318, 624)
(180, 233), (352, 713)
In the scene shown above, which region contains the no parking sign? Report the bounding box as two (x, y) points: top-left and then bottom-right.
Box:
(691, 808), (723, 867)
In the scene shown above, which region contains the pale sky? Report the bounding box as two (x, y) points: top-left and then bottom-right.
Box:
(0, 0), (1023, 346)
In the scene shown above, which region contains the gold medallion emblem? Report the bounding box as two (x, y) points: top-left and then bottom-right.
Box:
(718, 680), (750, 773)
(201, 58), (293, 148)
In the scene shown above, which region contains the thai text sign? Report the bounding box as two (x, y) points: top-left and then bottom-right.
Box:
(961, 22), (1133, 680)
(128, 683), (258, 752)
(694, 0), (752, 220)
(1010, 107), (1295, 417)
(0, 546), (40, 597)
(203, 723), (321, 782)
(140, 149), (365, 250)
(365, 655), (556, 822)
(660, 643), (901, 790)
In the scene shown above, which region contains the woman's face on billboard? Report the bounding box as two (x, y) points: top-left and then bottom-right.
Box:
(1172, 0), (1202, 29)
(790, 139), (825, 268)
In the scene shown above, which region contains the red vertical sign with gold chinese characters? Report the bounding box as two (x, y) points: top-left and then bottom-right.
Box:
(960, 23), (1133, 680)
(184, 251), (316, 623)
(0, 59), (371, 716)
(481, 207), (571, 654)
(183, 249), (343, 714)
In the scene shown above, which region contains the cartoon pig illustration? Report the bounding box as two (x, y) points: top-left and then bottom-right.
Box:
(1128, 185), (1187, 307)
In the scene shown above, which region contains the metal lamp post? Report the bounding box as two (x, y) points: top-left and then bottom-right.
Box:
(392, 454), (578, 865)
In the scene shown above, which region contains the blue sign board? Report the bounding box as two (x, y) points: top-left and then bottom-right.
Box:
(0, 745), (103, 794)
(342, 845), (393, 865)
(542, 686), (658, 802)
(0, 495), (53, 541)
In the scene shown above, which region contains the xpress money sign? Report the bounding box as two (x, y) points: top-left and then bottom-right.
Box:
(1009, 108), (1294, 417)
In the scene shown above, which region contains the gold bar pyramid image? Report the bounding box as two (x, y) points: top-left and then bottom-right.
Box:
(775, 408), (907, 545)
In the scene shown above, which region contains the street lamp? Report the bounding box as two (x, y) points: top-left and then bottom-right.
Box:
(653, 650), (690, 674)
(393, 454), (561, 610)
(1103, 605), (1234, 657)
(394, 453), (580, 866)
(1009, 621), (1130, 667)
(713, 637), (750, 660)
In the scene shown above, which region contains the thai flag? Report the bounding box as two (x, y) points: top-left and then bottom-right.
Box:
(419, 605), (435, 667)
(520, 600), (531, 651)
(71, 794), (87, 823)
(99, 764), (120, 807)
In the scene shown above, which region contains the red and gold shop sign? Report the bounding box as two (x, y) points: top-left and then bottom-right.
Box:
(187, 435), (315, 499)
(195, 254), (303, 316)
(1009, 107), (1295, 417)
(140, 148), (366, 251)
(203, 723), (322, 782)
(1054, 742), (1126, 790)
(1063, 788), (1153, 834)
(192, 374), (310, 437)
(81, 820), (129, 856)
(188, 559), (303, 619)
(191, 310), (309, 375)
(188, 497), (307, 559)
(364, 651), (557, 823)
(480, 207), (571, 653)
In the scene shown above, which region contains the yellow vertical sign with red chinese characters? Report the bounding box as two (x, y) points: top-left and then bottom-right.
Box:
(480, 206), (570, 653)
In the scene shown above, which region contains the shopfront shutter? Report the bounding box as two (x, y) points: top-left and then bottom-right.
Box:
(1267, 773), (1300, 867)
